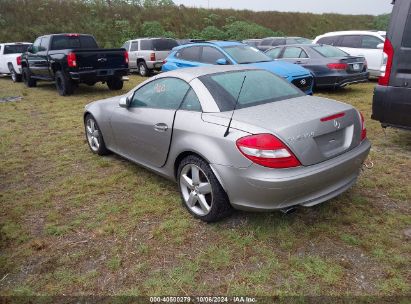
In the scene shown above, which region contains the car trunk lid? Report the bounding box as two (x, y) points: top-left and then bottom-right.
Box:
(203, 96), (363, 166)
(340, 56), (366, 73)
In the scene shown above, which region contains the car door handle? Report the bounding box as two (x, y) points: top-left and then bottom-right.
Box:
(295, 60), (302, 64)
(154, 123), (168, 132)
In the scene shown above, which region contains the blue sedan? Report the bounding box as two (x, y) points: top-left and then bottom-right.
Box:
(162, 41), (314, 95)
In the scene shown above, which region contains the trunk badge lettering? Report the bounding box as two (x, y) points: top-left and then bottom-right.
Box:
(97, 58), (107, 63)
(334, 120), (341, 129)
(288, 132), (315, 142)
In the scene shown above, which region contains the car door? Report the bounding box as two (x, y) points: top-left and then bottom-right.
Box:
(338, 35), (362, 56)
(173, 46), (203, 68)
(128, 41), (138, 69)
(281, 46), (310, 66)
(110, 77), (190, 167)
(199, 46), (229, 65)
(27, 37), (49, 77)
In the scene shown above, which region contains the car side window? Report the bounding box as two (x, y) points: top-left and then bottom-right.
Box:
(403, 8), (411, 47)
(130, 41), (138, 51)
(318, 36), (338, 46)
(265, 48), (282, 59)
(39, 36), (50, 51)
(283, 47), (308, 58)
(140, 40), (152, 50)
(131, 78), (190, 110)
(179, 46), (202, 62)
(200, 46), (226, 64)
(32, 38), (42, 53)
(180, 88), (202, 112)
(361, 35), (383, 49)
(261, 39), (273, 46)
(272, 39), (286, 46)
(340, 36), (362, 48)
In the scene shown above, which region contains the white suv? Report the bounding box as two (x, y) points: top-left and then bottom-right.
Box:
(313, 31), (386, 78)
(0, 42), (32, 82)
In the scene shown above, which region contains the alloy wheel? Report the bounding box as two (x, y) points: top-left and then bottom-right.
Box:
(86, 118), (100, 152)
(179, 164), (213, 216)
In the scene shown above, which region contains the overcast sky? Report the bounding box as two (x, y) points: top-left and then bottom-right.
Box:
(173, 0), (393, 15)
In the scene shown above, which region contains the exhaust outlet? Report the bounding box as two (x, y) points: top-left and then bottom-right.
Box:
(280, 207), (297, 215)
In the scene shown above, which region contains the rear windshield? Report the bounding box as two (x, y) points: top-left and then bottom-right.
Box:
(312, 45), (348, 57)
(4, 44), (31, 54)
(199, 70), (303, 112)
(141, 39), (178, 51)
(223, 45), (272, 64)
(50, 35), (98, 50)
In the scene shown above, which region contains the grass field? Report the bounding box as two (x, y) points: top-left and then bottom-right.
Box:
(0, 75), (410, 297)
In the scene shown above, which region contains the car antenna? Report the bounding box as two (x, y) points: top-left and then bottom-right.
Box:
(224, 75), (247, 137)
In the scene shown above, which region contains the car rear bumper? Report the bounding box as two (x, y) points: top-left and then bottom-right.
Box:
(372, 85), (411, 130)
(146, 61), (164, 71)
(211, 140), (371, 211)
(316, 72), (369, 89)
(69, 68), (128, 82)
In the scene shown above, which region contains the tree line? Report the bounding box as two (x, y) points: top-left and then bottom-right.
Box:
(0, 0), (390, 48)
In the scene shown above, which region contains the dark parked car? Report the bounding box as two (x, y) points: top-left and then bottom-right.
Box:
(242, 39), (262, 47)
(21, 33), (129, 96)
(372, 0), (411, 130)
(257, 37), (312, 51)
(265, 44), (369, 89)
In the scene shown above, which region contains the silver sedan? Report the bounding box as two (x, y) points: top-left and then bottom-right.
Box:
(84, 65), (371, 222)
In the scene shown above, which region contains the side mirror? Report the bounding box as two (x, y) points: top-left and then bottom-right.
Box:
(119, 96), (131, 108)
(216, 58), (228, 65)
(27, 46), (33, 53)
(377, 43), (384, 50)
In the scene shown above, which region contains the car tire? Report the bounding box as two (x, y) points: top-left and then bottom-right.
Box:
(22, 67), (36, 87)
(138, 61), (150, 77)
(84, 114), (110, 156)
(55, 70), (74, 96)
(177, 155), (233, 222)
(9, 64), (22, 83)
(107, 77), (124, 90)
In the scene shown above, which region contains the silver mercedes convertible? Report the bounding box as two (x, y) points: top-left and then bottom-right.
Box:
(84, 65), (371, 222)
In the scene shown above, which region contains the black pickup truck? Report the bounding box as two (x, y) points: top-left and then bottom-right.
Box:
(21, 34), (129, 96)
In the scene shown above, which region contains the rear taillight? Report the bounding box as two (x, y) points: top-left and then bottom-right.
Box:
(359, 112), (367, 141)
(327, 63), (348, 70)
(150, 52), (156, 61)
(162, 60), (167, 65)
(124, 51), (129, 64)
(236, 134), (301, 169)
(378, 38), (393, 86)
(16, 56), (22, 66)
(67, 52), (77, 68)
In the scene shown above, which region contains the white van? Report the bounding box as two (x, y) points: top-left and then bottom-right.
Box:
(313, 31), (386, 78)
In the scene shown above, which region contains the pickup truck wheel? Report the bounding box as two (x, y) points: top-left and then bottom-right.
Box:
(22, 67), (36, 87)
(107, 77), (124, 90)
(9, 65), (22, 83)
(138, 61), (150, 77)
(55, 71), (74, 96)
